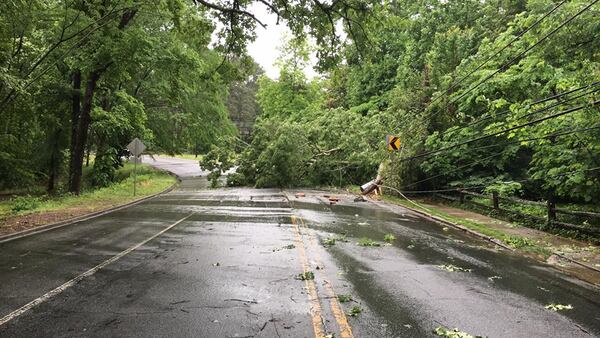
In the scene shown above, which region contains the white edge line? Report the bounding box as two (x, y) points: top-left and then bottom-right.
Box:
(0, 213), (194, 327)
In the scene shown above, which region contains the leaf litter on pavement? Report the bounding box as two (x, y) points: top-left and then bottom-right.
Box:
(437, 264), (473, 272)
(272, 244), (295, 252)
(347, 306), (362, 317)
(322, 238), (336, 246)
(384, 233), (396, 242)
(434, 326), (487, 338)
(357, 237), (381, 247)
(544, 303), (573, 311)
(337, 294), (353, 303)
(295, 271), (315, 280)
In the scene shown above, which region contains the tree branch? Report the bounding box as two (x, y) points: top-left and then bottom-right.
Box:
(193, 0), (267, 28)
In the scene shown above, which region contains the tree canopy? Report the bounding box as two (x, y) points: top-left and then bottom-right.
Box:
(237, 0), (600, 205)
(0, 0), (374, 193)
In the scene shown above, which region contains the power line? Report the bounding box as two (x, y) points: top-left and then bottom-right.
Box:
(461, 82), (600, 130)
(439, 81), (600, 138)
(397, 166), (600, 194)
(447, 0), (599, 108)
(426, 0), (569, 111)
(399, 99), (600, 162)
(400, 124), (600, 189)
(389, 1), (598, 154)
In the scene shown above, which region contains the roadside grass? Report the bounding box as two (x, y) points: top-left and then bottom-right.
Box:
(0, 164), (176, 223)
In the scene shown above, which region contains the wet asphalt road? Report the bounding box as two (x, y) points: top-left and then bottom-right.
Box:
(0, 157), (599, 337)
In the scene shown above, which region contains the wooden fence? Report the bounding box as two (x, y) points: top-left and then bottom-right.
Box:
(435, 190), (600, 236)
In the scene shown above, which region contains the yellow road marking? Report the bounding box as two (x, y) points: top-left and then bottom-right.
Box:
(291, 215), (325, 338)
(298, 216), (355, 338)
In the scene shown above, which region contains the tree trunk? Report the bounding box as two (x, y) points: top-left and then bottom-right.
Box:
(85, 142), (91, 167)
(68, 70), (81, 187)
(68, 70), (102, 194)
(67, 9), (137, 194)
(47, 130), (60, 194)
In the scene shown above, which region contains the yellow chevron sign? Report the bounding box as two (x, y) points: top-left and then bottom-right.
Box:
(387, 135), (401, 151)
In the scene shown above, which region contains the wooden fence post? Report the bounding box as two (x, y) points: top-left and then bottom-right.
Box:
(492, 191), (499, 210)
(547, 193), (557, 224)
(459, 191), (465, 204)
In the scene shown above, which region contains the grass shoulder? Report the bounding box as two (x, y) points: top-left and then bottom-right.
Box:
(0, 163), (176, 236)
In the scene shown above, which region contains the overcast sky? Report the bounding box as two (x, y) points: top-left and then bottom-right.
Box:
(245, 3), (319, 79)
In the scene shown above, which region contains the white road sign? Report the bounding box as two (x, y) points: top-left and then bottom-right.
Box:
(127, 138), (146, 157)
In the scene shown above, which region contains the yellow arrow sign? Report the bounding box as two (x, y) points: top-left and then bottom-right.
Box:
(386, 135), (401, 151)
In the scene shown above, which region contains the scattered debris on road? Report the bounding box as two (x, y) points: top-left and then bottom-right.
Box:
(434, 326), (486, 338)
(337, 294), (353, 303)
(323, 238), (336, 246)
(384, 233), (396, 242)
(347, 306), (362, 317)
(273, 244), (296, 252)
(437, 264), (473, 272)
(224, 298), (258, 304)
(354, 196), (366, 202)
(357, 237), (382, 247)
(545, 304), (573, 311)
(295, 271), (315, 280)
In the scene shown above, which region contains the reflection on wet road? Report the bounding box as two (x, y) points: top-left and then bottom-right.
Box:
(0, 157), (598, 337)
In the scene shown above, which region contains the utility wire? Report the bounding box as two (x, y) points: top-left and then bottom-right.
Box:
(398, 99), (600, 163)
(401, 124), (600, 189)
(447, 0), (599, 108)
(425, 0), (569, 111)
(388, 1), (598, 156)
(397, 167), (600, 194)
(443, 81), (600, 137)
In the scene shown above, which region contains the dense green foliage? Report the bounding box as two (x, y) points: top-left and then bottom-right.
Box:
(0, 0), (238, 192)
(0, 0), (374, 194)
(241, 0), (600, 206)
(238, 37), (393, 187)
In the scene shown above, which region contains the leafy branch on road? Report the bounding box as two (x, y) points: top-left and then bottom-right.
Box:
(347, 306), (362, 317)
(437, 264), (473, 273)
(434, 326), (487, 338)
(544, 303), (573, 311)
(295, 271), (315, 281)
(357, 237), (381, 247)
(337, 294), (353, 303)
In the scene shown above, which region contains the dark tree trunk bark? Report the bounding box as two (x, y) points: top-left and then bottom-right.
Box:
(68, 70), (102, 194)
(47, 130), (61, 194)
(67, 9), (137, 194)
(85, 142), (91, 167)
(68, 70), (81, 187)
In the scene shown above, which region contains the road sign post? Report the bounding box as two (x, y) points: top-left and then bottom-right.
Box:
(127, 138), (146, 196)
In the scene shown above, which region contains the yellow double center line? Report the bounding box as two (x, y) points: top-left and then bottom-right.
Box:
(291, 215), (354, 338)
